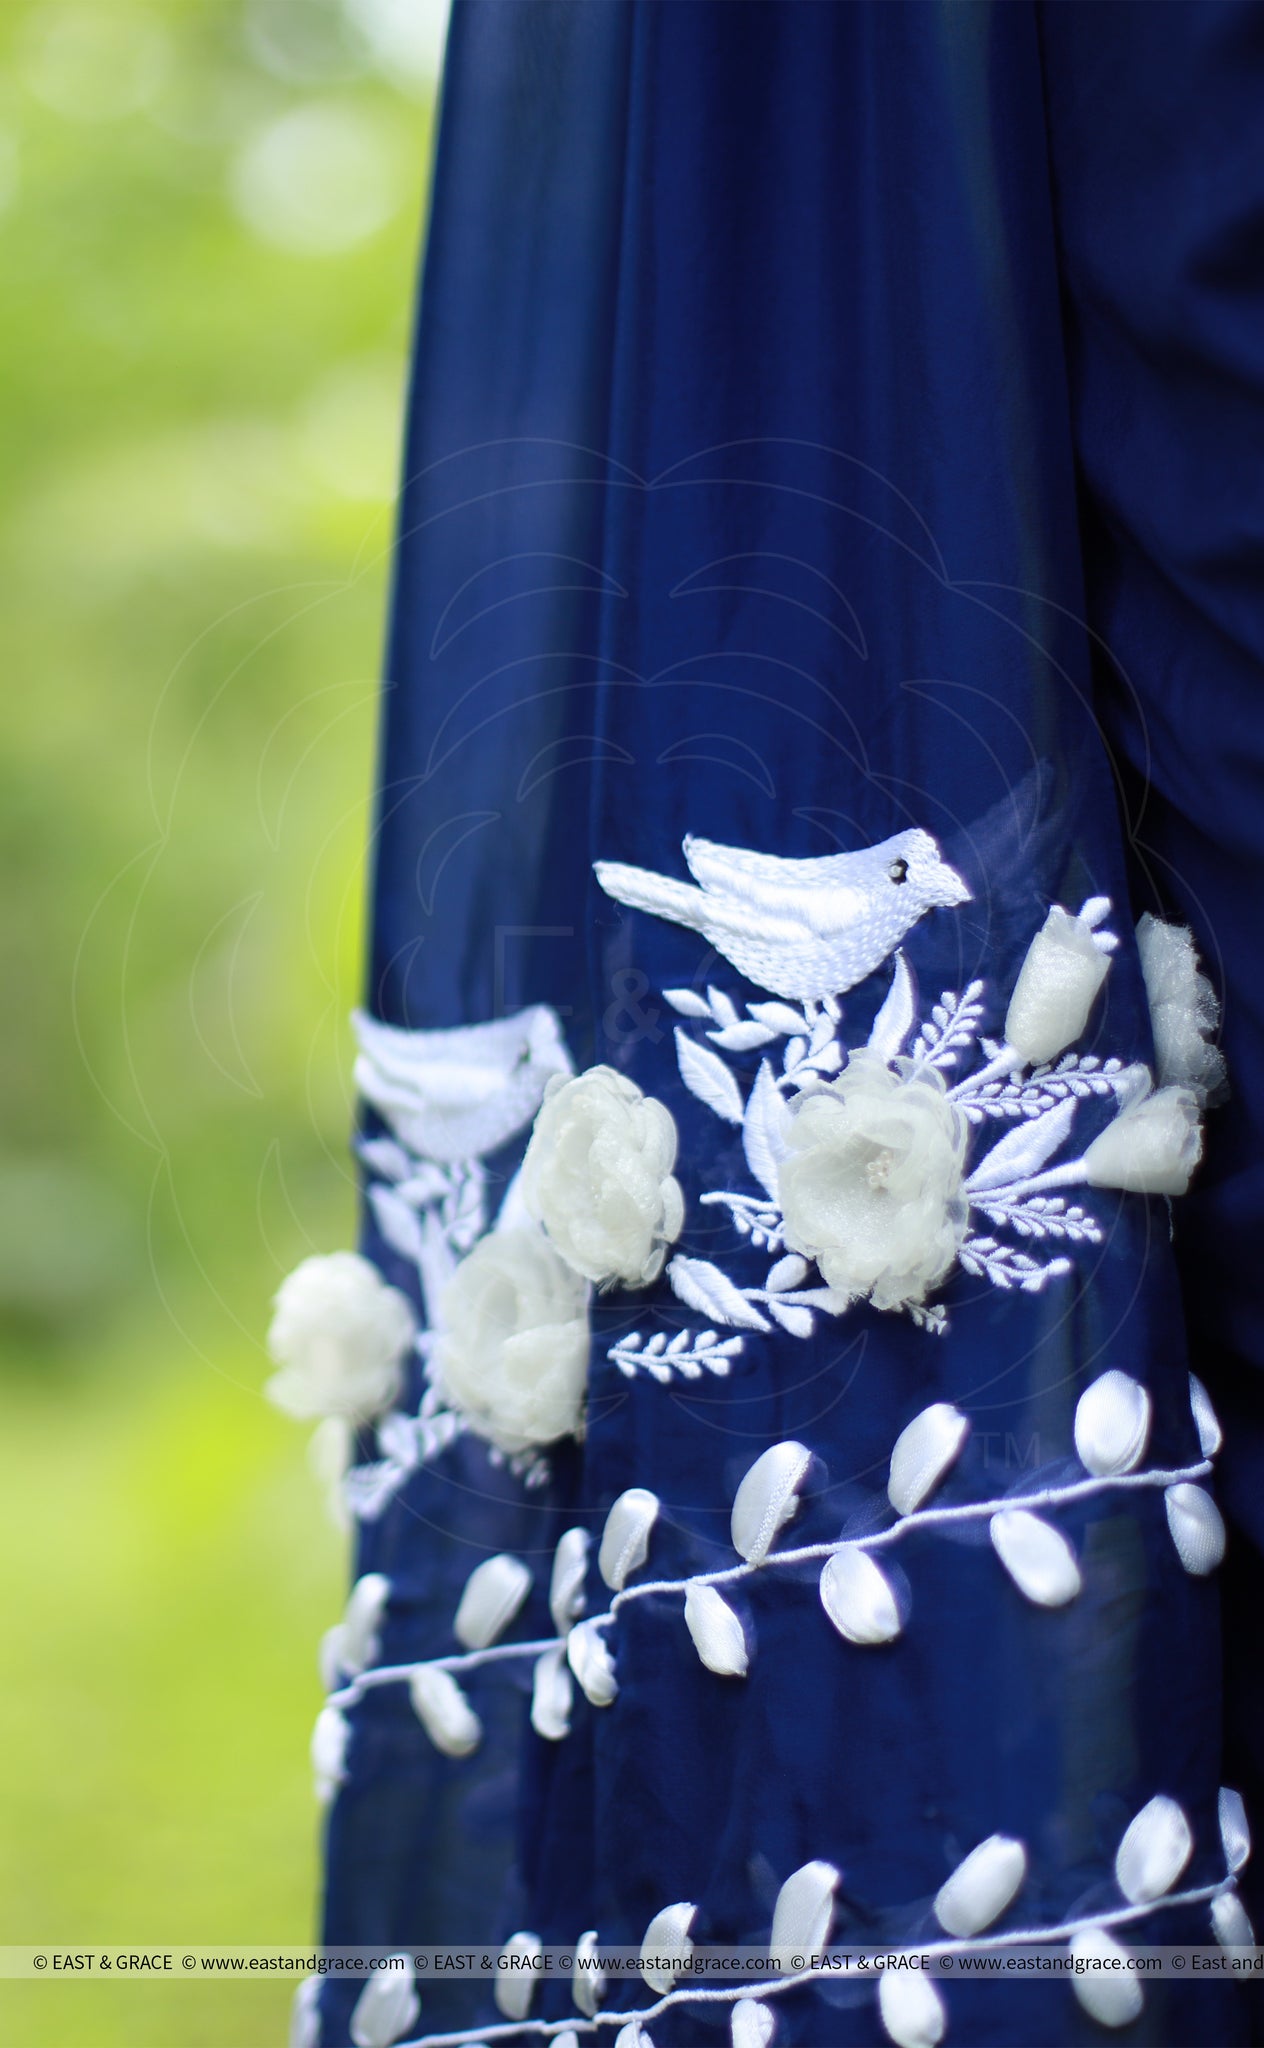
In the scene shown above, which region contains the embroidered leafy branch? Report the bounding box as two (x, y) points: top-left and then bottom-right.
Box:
(608, 1329), (745, 1382)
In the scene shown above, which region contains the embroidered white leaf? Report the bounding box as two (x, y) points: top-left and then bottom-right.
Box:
(1220, 1786), (1251, 1874)
(349, 1956), (419, 2048)
(664, 988), (714, 1019)
(933, 1835), (1027, 1936)
(549, 1526), (591, 1636)
(743, 1058), (792, 1200)
(339, 1571), (391, 1674)
(1074, 1371), (1152, 1477)
(493, 1932), (542, 2020)
(708, 985), (740, 1028)
(683, 1582), (749, 1676)
(614, 2022), (656, 2048)
(1165, 1481), (1226, 1575)
(408, 1665), (482, 1757)
(669, 1255), (771, 1331)
(770, 1860), (838, 1960)
(877, 1966), (946, 2048)
(732, 1998), (777, 2048)
(357, 1135), (413, 1182)
(819, 1547), (903, 1645)
(599, 1488), (660, 1591)
(868, 951), (916, 1063)
(964, 1097), (1077, 1195)
(1115, 1794), (1193, 1904)
(765, 1296), (815, 1337)
(1212, 1891), (1255, 1949)
(990, 1510), (1081, 1607)
(1069, 1929), (1144, 2027)
(675, 1027), (746, 1124)
(310, 1704), (349, 1803)
(367, 1182), (426, 1263)
(731, 1440), (813, 1562)
(1190, 1372), (1223, 1457)
(640, 1902), (696, 1992)
(454, 1554), (533, 1650)
(530, 1644), (573, 1742)
(766, 1254), (811, 1292)
(572, 1929), (605, 2018)
(749, 1000), (810, 1036)
(709, 1020), (780, 1052)
(887, 1403), (969, 1516)
(566, 1619), (618, 1706)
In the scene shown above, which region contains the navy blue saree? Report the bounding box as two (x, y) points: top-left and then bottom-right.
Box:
(282, 6), (1264, 2044)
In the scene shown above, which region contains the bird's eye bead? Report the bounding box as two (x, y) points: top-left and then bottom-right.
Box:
(888, 858), (909, 884)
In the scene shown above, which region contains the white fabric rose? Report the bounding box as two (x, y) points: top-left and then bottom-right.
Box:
(1004, 902), (1114, 1066)
(1136, 913), (1226, 1098)
(433, 1227), (589, 1454)
(778, 1052), (968, 1311)
(266, 1252), (414, 1425)
(1084, 1084), (1203, 1196)
(521, 1065), (684, 1288)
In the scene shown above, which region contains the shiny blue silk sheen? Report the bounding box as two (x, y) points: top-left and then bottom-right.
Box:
(318, 5), (1264, 2041)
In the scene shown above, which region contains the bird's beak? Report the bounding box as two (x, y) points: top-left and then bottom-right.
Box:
(939, 865), (973, 907)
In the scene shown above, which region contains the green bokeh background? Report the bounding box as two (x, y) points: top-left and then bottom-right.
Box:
(0, 3), (440, 2040)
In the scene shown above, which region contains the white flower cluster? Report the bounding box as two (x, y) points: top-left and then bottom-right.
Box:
(521, 1064), (684, 1287)
(778, 1052), (968, 1312)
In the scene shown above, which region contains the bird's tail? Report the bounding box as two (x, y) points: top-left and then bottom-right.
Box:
(593, 860), (710, 934)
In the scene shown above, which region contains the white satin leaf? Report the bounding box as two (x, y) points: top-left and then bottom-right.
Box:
(990, 1510), (1081, 1607)
(1165, 1482), (1226, 1575)
(877, 1967), (946, 2048)
(530, 1644), (573, 1742)
(684, 1582), (749, 1676)
(454, 1554), (533, 1650)
(731, 1440), (813, 1562)
(598, 1487), (661, 1591)
(732, 1997), (777, 2048)
(769, 1860), (839, 1961)
(1220, 1786), (1251, 1874)
(549, 1526), (591, 1635)
(888, 1403), (969, 1516)
(1069, 1930), (1145, 2027)
(819, 1547), (902, 1645)
(1115, 1794), (1194, 1904)
(566, 1618), (618, 1706)
(1212, 1892), (1255, 1949)
(933, 1835), (1027, 1936)
(1190, 1373), (1223, 1457)
(310, 1704), (349, 1803)
(350, 1956), (419, 2048)
(1074, 1370), (1151, 1477)
(572, 1930), (604, 2018)
(640, 1901), (697, 1992)
(408, 1665), (482, 1757)
(493, 1932), (542, 2021)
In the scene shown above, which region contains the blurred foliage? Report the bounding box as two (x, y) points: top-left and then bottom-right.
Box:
(0, 1), (439, 2039)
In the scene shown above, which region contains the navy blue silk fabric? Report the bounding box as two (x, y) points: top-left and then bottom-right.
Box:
(316, 5), (1264, 2042)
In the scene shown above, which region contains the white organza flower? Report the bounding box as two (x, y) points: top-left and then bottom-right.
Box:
(521, 1065), (684, 1288)
(1136, 913), (1226, 1098)
(1004, 901), (1114, 1066)
(778, 1052), (968, 1312)
(1084, 1084), (1203, 1196)
(266, 1252), (414, 1425)
(433, 1227), (589, 1454)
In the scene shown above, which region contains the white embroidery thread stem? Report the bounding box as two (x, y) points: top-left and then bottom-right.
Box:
(328, 1638), (560, 1712)
(326, 1460), (1212, 1710)
(393, 1878), (1234, 2048)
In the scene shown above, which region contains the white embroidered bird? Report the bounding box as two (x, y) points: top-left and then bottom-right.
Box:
(352, 1005), (572, 1162)
(594, 829), (971, 1001)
